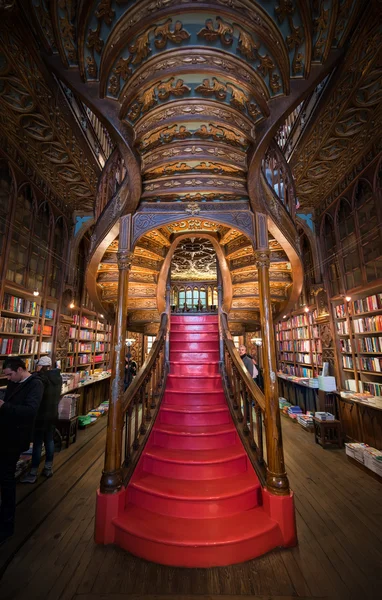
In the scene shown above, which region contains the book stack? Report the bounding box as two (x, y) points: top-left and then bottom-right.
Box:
(287, 406), (302, 419)
(58, 393), (79, 419)
(2, 294), (38, 315)
(363, 448), (382, 476)
(345, 442), (368, 463)
(297, 413), (314, 429)
(315, 412), (335, 421)
(318, 376), (336, 392)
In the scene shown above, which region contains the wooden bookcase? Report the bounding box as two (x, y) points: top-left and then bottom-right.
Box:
(332, 285), (382, 397)
(65, 306), (112, 375)
(0, 283), (58, 380)
(276, 306), (323, 378)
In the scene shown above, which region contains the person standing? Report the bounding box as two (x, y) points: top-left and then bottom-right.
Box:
(21, 356), (62, 484)
(0, 357), (43, 543)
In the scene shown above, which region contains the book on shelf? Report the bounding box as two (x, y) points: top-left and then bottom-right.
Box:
(342, 355), (354, 369)
(0, 317), (35, 334)
(292, 315), (309, 327)
(2, 294), (38, 316)
(38, 341), (52, 354)
(0, 338), (35, 355)
(335, 304), (346, 318)
(340, 338), (352, 353)
(353, 293), (382, 314)
(336, 321), (349, 335)
(353, 315), (382, 333)
(295, 340), (310, 352)
(39, 307), (55, 319)
(357, 336), (382, 353)
(37, 324), (53, 336)
(356, 357), (382, 373)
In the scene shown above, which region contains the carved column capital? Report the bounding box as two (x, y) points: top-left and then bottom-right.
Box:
(255, 249), (271, 269)
(117, 249), (133, 271)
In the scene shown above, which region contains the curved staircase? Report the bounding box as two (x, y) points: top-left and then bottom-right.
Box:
(110, 315), (291, 567)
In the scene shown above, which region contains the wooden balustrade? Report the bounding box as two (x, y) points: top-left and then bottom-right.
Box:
(121, 313), (168, 478)
(220, 311), (289, 495)
(95, 148), (126, 221)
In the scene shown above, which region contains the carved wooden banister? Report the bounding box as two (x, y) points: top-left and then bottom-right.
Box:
(121, 312), (168, 485)
(220, 310), (290, 496)
(95, 147), (126, 221)
(100, 312), (168, 494)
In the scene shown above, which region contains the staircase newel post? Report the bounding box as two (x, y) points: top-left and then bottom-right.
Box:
(100, 215), (132, 494)
(254, 214), (289, 496)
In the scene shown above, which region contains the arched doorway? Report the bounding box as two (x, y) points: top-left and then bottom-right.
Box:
(170, 237), (218, 313)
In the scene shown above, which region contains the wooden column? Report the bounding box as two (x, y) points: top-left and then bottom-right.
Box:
(100, 215), (132, 494)
(255, 214), (290, 496)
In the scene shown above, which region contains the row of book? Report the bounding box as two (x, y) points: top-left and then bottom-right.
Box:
(336, 321), (349, 335)
(281, 352), (294, 362)
(294, 327), (310, 340)
(73, 315), (97, 329)
(39, 341), (52, 353)
(291, 315), (309, 327)
(40, 307), (55, 319)
(283, 364), (314, 378)
(296, 353), (312, 364)
(340, 338), (352, 353)
(295, 340), (311, 352)
(0, 317), (35, 334)
(357, 357), (382, 373)
(276, 330), (293, 341)
(358, 336), (382, 353)
(38, 324), (53, 336)
(353, 293), (382, 315)
(335, 304), (346, 318)
(277, 321), (291, 331)
(342, 355), (354, 369)
(2, 294), (38, 316)
(353, 315), (382, 333)
(78, 354), (92, 365)
(344, 379), (382, 397)
(0, 338), (35, 355)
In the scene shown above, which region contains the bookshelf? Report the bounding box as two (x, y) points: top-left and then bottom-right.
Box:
(65, 306), (112, 375)
(276, 306), (323, 378)
(0, 285), (58, 379)
(333, 287), (382, 397)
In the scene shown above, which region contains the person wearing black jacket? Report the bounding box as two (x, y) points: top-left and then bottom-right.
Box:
(21, 356), (62, 484)
(0, 357), (43, 543)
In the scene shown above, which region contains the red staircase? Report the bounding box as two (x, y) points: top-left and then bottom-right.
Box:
(108, 314), (293, 567)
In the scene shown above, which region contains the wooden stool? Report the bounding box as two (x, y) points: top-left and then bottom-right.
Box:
(313, 417), (342, 449)
(56, 416), (79, 448)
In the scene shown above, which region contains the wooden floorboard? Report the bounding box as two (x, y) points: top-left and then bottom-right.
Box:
(0, 418), (381, 600)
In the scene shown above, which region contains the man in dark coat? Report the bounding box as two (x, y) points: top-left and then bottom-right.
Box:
(0, 357), (43, 543)
(21, 356), (62, 484)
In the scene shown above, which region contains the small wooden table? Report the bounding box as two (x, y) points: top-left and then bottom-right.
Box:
(56, 416), (79, 448)
(313, 417), (343, 449)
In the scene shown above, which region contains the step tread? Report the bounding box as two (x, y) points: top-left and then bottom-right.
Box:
(130, 471), (260, 500)
(161, 405), (228, 414)
(144, 444), (246, 464)
(167, 374), (222, 379)
(115, 505), (279, 546)
(154, 423), (235, 436)
(164, 389), (225, 395)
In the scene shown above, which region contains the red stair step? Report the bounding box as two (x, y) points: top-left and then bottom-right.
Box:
(171, 323), (218, 332)
(153, 422), (237, 449)
(141, 445), (247, 479)
(127, 471), (261, 518)
(171, 315), (218, 324)
(163, 389), (226, 405)
(170, 341), (219, 352)
(159, 405), (229, 426)
(169, 362), (219, 376)
(166, 374), (223, 391)
(169, 351), (220, 362)
(170, 333), (219, 343)
(113, 505), (283, 567)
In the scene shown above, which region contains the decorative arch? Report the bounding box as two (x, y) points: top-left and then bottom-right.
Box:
(156, 232), (233, 314)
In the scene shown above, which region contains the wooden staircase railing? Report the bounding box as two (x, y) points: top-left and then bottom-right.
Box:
(220, 311), (290, 496)
(100, 312), (169, 493)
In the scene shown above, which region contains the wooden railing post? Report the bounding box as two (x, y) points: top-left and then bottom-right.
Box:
(255, 243), (290, 496)
(100, 215), (132, 494)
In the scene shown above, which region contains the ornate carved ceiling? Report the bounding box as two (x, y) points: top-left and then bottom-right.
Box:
(0, 25), (99, 210)
(171, 237), (217, 281)
(7, 0), (364, 216)
(291, 4), (382, 210)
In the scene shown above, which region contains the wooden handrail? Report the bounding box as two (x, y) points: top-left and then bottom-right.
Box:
(120, 312), (169, 480)
(221, 312), (266, 413)
(220, 311), (267, 485)
(122, 313), (168, 415)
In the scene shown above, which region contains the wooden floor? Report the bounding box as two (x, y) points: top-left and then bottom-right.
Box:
(0, 417), (381, 600)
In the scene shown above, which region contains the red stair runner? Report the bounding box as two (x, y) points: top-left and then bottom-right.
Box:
(107, 314), (295, 567)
